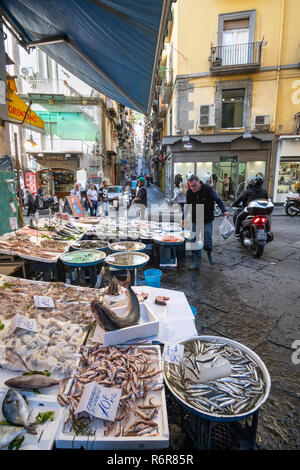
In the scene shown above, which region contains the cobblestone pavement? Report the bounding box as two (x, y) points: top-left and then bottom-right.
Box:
(141, 185), (299, 450)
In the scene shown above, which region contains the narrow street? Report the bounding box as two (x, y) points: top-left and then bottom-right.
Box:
(146, 185), (300, 450)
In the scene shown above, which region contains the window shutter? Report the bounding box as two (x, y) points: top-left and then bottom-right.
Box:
(223, 18), (249, 30)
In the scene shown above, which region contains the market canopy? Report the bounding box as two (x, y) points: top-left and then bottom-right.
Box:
(0, 0), (173, 114)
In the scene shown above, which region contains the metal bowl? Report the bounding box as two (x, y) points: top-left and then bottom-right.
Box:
(104, 251), (149, 269)
(163, 335), (271, 422)
(60, 249), (106, 267)
(108, 241), (146, 252)
(71, 240), (109, 252)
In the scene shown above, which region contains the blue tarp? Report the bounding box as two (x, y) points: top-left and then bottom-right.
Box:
(0, 0), (169, 113)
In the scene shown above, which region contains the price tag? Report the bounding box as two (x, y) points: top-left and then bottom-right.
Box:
(9, 217), (18, 231)
(10, 314), (39, 334)
(162, 343), (185, 365)
(33, 296), (55, 308)
(105, 256), (115, 262)
(10, 202), (17, 213)
(75, 381), (121, 422)
(114, 245), (126, 250)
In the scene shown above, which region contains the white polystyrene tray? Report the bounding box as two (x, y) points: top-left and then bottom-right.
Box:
(55, 345), (169, 450)
(0, 389), (64, 450)
(88, 302), (159, 347)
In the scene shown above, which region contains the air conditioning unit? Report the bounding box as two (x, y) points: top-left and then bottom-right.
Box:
(20, 66), (33, 77)
(198, 104), (215, 127)
(254, 115), (270, 129)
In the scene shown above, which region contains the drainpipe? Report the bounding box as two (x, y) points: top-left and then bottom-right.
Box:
(269, 0), (285, 197)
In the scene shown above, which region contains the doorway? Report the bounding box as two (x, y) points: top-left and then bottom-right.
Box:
(215, 156), (238, 202)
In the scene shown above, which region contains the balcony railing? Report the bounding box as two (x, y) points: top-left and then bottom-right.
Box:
(210, 41), (263, 75)
(21, 79), (66, 94)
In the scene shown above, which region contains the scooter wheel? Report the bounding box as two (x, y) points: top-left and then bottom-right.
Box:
(285, 203), (298, 217)
(252, 243), (264, 258)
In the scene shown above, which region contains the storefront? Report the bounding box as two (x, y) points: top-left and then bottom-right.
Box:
(28, 151), (80, 198)
(273, 136), (300, 203)
(162, 133), (274, 201)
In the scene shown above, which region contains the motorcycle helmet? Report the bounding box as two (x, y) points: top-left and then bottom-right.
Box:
(247, 176), (264, 187)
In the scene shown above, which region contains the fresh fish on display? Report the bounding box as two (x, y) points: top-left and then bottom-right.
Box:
(2, 389), (37, 434)
(91, 285), (140, 331)
(4, 374), (61, 390)
(0, 425), (28, 449)
(165, 339), (268, 417)
(60, 345), (163, 438)
(5, 348), (32, 372)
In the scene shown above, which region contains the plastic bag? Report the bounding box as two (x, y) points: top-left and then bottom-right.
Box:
(219, 217), (235, 239)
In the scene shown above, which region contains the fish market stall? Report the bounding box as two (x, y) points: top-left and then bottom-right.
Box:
(104, 251), (150, 286)
(60, 250), (106, 288)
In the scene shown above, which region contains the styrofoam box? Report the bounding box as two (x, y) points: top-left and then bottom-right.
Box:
(0, 389), (64, 450)
(55, 345), (169, 450)
(90, 302), (159, 347)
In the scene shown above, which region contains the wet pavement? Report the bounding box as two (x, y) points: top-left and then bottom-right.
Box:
(145, 186), (300, 450)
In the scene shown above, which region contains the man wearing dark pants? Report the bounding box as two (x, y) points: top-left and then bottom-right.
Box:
(185, 175), (229, 270)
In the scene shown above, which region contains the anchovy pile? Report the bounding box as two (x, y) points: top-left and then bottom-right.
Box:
(165, 339), (267, 417)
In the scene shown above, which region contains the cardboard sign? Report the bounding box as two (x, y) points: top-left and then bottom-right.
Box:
(10, 202), (17, 213)
(162, 343), (185, 365)
(33, 296), (55, 308)
(66, 196), (85, 217)
(10, 314), (39, 334)
(75, 381), (121, 422)
(9, 217), (18, 231)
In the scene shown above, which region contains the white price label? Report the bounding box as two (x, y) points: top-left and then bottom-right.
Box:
(162, 343), (185, 365)
(10, 202), (17, 213)
(33, 296), (55, 308)
(75, 381), (121, 422)
(9, 217), (18, 231)
(114, 245), (126, 250)
(105, 256), (115, 262)
(10, 314), (39, 334)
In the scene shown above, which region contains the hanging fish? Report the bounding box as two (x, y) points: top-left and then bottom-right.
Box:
(91, 285), (140, 331)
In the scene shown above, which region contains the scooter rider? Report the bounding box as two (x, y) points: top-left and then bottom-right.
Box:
(232, 175), (268, 238)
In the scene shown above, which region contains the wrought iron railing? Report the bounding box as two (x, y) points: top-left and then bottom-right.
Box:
(210, 41), (263, 68)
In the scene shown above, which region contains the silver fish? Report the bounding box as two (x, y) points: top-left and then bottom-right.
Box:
(0, 425), (28, 449)
(5, 348), (31, 373)
(5, 374), (60, 390)
(2, 389), (37, 434)
(91, 285), (140, 331)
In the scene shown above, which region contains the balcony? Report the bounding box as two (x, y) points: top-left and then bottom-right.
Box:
(210, 41), (263, 76)
(21, 78), (65, 94)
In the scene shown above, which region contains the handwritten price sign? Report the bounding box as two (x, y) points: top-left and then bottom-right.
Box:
(75, 381), (121, 422)
(162, 343), (185, 365)
(10, 314), (39, 334)
(33, 296), (55, 308)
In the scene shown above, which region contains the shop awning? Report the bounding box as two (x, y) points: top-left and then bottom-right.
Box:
(0, 1), (173, 114)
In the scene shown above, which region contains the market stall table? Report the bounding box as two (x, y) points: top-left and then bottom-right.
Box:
(153, 234), (185, 267)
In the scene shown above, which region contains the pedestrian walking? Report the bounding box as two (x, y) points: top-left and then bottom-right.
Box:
(98, 180), (109, 216)
(86, 183), (98, 216)
(132, 177), (148, 219)
(171, 181), (187, 216)
(26, 190), (36, 217)
(185, 175), (229, 269)
(222, 173), (230, 200)
(70, 183), (82, 202)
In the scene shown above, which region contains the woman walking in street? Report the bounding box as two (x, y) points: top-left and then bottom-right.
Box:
(171, 181), (187, 215)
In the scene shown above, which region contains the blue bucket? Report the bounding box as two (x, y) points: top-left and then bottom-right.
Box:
(190, 305), (197, 317)
(144, 268), (162, 287)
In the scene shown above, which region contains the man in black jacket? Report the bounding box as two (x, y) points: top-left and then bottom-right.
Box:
(232, 176), (268, 237)
(185, 175), (229, 269)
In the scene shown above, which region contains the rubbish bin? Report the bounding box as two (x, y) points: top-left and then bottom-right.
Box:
(144, 268), (162, 287)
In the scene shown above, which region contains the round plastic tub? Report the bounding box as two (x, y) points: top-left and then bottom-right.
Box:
(144, 268), (162, 287)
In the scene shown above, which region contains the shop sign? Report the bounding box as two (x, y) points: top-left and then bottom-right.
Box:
(184, 142), (192, 151)
(7, 87), (45, 132)
(66, 195), (85, 217)
(25, 172), (37, 194)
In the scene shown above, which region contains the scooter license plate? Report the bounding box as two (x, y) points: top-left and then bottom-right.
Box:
(257, 230), (267, 240)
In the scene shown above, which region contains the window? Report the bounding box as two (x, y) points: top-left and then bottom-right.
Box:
(169, 106), (173, 135)
(221, 89), (245, 128)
